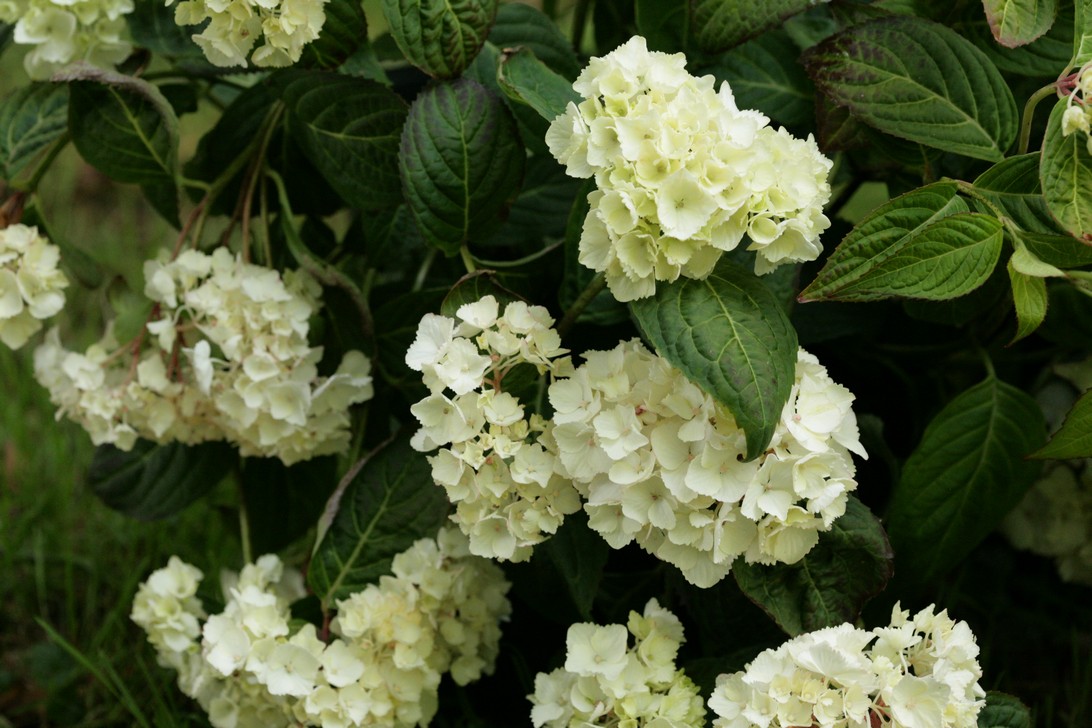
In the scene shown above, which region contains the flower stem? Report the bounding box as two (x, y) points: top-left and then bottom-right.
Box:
(557, 271), (607, 336)
(460, 245), (477, 274)
(1018, 83), (1060, 154)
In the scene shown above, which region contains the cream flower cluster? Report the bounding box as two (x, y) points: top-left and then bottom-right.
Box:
(132, 528), (511, 728)
(546, 35), (832, 301)
(547, 340), (865, 588)
(1002, 461), (1092, 585)
(709, 604), (985, 728)
(34, 247), (373, 464)
(1061, 62), (1092, 155)
(0, 224), (68, 349)
(168, 0), (327, 67)
(0, 0), (132, 79)
(406, 296), (581, 563)
(528, 599), (706, 728)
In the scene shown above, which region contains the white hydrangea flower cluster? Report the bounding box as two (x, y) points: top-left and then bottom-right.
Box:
(0, 224), (68, 349)
(546, 35), (832, 302)
(1002, 461), (1092, 585)
(709, 604), (985, 728)
(547, 340), (866, 588)
(405, 295), (582, 563)
(0, 0), (132, 79)
(132, 528), (512, 728)
(33, 247), (373, 465)
(1061, 62), (1092, 155)
(168, 0), (327, 67)
(528, 599), (706, 728)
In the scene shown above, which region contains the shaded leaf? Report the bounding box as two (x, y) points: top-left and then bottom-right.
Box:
(983, 0), (1058, 48)
(0, 83), (68, 182)
(241, 456), (338, 555)
(126, 0), (205, 58)
(1020, 229), (1092, 266)
(440, 270), (521, 317)
(973, 153), (1060, 234)
(690, 0), (815, 53)
(538, 510), (609, 619)
(1032, 388), (1092, 457)
(1041, 97), (1092, 239)
(636, 0), (689, 53)
(497, 46), (580, 122)
(302, 0), (369, 68)
(977, 691), (1032, 728)
(488, 2), (580, 79)
(381, 0), (497, 78)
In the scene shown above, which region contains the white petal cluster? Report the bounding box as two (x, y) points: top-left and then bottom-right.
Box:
(167, 0), (327, 67)
(0, 0), (132, 79)
(528, 599), (706, 728)
(1002, 461), (1092, 585)
(132, 528), (511, 728)
(1061, 62), (1092, 155)
(546, 35), (832, 301)
(33, 247), (373, 465)
(0, 224), (68, 349)
(547, 340), (866, 588)
(406, 296), (582, 562)
(709, 604), (985, 728)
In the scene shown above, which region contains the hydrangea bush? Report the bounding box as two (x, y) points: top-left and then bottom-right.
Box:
(2, 0), (1091, 724)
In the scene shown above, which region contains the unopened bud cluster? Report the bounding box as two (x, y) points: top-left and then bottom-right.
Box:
(132, 528), (511, 728)
(709, 604), (985, 728)
(168, 0), (327, 67)
(0, 0), (133, 78)
(34, 248), (373, 464)
(0, 224), (68, 349)
(528, 599), (706, 727)
(547, 35), (832, 301)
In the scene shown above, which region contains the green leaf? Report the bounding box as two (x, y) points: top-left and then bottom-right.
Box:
(482, 155), (582, 251)
(87, 440), (235, 521)
(241, 456), (338, 555)
(308, 434), (450, 609)
(630, 259), (798, 460)
(733, 496), (893, 636)
(1041, 97), (1092, 240)
(804, 16), (1018, 161)
(301, 0), (369, 68)
(497, 46), (580, 123)
(283, 71), (407, 210)
(381, 0), (498, 78)
(440, 270), (520, 317)
(0, 84), (68, 183)
(1020, 229), (1092, 266)
(59, 66), (178, 184)
(885, 376), (1045, 585)
(1007, 260), (1048, 342)
(636, 0), (689, 53)
(399, 78), (525, 256)
(21, 204), (104, 289)
(983, 0), (1058, 48)
(1032, 388), (1092, 457)
(699, 30), (815, 130)
(977, 691), (1032, 728)
(972, 153), (1060, 234)
(126, 0), (205, 58)
(801, 183), (1004, 302)
(488, 2), (580, 79)
(1072, 0), (1092, 67)
(690, 0), (816, 53)
(537, 510), (610, 619)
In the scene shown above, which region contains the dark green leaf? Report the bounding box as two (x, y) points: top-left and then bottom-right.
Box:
(977, 691), (1032, 728)
(381, 0), (497, 78)
(630, 259), (798, 460)
(184, 83), (275, 198)
(984, 0), (1058, 48)
(283, 71), (407, 210)
(126, 0), (205, 58)
(1041, 97), (1092, 239)
(690, 0), (816, 53)
(636, 0), (689, 53)
(141, 180), (181, 227)
(0, 23), (11, 53)
(538, 510), (609, 619)
(801, 183), (1004, 302)
(1019, 229), (1092, 267)
(734, 496), (893, 636)
(301, 0), (369, 68)
(497, 46), (580, 122)
(87, 440), (235, 521)
(399, 78), (525, 256)
(308, 434), (450, 608)
(958, 4), (1072, 77)
(1032, 388), (1092, 457)
(1007, 260), (1048, 342)
(440, 270), (521, 317)
(488, 2), (580, 79)
(885, 376), (1045, 585)
(805, 16), (1018, 161)
(0, 84), (68, 182)
(482, 156), (581, 252)
(973, 153), (1060, 234)
(242, 456), (337, 555)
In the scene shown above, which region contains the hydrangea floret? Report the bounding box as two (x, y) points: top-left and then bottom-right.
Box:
(0, 0), (133, 79)
(528, 599), (706, 728)
(167, 0), (328, 67)
(1061, 62), (1092, 154)
(33, 247), (373, 464)
(132, 527), (512, 728)
(547, 340), (866, 588)
(708, 604), (985, 728)
(0, 224), (68, 349)
(546, 35), (832, 301)
(405, 295), (581, 562)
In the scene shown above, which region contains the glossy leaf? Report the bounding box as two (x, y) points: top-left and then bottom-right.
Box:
(497, 46), (580, 122)
(1032, 388), (1092, 457)
(805, 16), (1018, 161)
(381, 0), (497, 78)
(1007, 260), (1048, 342)
(1041, 97), (1092, 240)
(399, 78), (525, 256)
(630, 259), (798, 460)
(983, 0), (1058, 48)
(0, 83), (68, 181)
(734, 497), (893, 636)
(885, 376), (1045, 585)
(690, 0), (815, 53)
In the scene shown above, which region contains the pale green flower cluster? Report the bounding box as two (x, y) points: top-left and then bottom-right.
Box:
(168, 0), (327, 67)
(0, 0), (132, 78)
(1061, 62), (1092, 155)
(546, 35), (832, 301)
(132, 528), (511, 728)
(528, 599), (706, 728)
(1002, 461), (1092, 585)
(0, 224), (68, 349)
(710, 605), (984, 728)
(405, 296), (582, 563)
(34, 247), (373, 464)
(547, 340), (866, 588)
